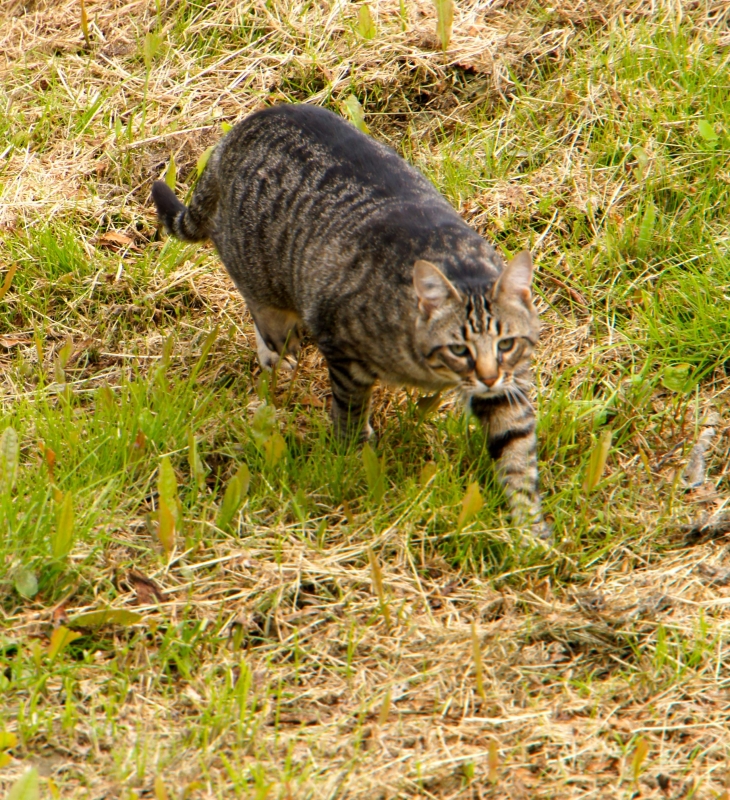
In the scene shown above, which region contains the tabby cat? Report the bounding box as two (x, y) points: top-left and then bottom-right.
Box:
(152, 104), (550, 541)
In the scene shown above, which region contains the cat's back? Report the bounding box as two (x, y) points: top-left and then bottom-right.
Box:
(209, 103), (500, 329)
(217, 103), (442, 205)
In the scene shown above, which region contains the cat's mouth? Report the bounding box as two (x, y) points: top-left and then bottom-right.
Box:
(467, 386), (506, 399)
(463, 375), (510, 398)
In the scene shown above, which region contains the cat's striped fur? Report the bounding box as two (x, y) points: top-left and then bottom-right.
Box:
(151, 104), (550, 541)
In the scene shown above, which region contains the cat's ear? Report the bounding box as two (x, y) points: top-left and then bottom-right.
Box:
(493, 250), (533, 306)
(413, 260), (460, 316)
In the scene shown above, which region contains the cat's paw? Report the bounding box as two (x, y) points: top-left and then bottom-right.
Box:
(331, 414), (374, 443)
(532, 519), (553, 543)
(254, 324), (292, 371)
(516, 520), (553, 551)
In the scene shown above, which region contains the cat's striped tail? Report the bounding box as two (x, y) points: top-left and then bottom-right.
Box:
(151, 162), (219, 242)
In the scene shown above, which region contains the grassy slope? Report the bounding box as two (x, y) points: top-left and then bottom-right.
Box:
(1, 0), (730, 797)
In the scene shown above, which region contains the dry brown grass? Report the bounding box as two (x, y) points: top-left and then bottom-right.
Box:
(2, 0), (730, 798)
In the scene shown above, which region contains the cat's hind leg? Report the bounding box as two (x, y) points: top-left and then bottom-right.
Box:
(249, 306), (302, 372)
(254, 323), (283, 370)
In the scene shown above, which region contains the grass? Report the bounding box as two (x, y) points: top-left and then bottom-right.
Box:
(2, 0), (730, 797)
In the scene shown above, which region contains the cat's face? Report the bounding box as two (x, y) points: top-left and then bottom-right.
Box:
(413, 252), (539, 398)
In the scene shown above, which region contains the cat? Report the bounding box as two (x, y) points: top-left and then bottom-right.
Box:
(151, 103), (550, 542)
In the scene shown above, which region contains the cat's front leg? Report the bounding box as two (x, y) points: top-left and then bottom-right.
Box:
(470, 395), (551, 543)
(325, 356), (375, 441)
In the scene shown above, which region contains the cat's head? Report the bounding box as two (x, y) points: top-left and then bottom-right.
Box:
(413, 251), (539, 398)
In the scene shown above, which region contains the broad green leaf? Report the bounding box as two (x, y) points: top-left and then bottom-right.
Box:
(362, 443), (385, 502)
(217, 465), (250, 531)
(158, 456), (178, 508)
(160, 332), (174, 369)
(157, 497), (176, 553)
(0, 731), (18, 749)
(0, 751), (11, 768)
(51, 492), (74, 559)
(251, 403), (277, 444)
(8, 768), (39, 800)
(583, 430), (612, 492)
(697, 119), (718, 142)
(97, 385), (115, 410)
(48, 626), (82, 660)
(154, 334), (174, 390)
(377, 688), (391, 725)
(631, 145), (649, 177)
(196, 145), (214, 177)
(661, 363), (692, 393)
(235, 463), (251, 498)
(190, 325), (219, 382)
(164, 152), (176, 190)
(342, 95), (369, 135)
(263, 432), (286, 468)
(0, 425), (19, 493)
(420, 461), (438, 487)
(221, 121), (233, 134)
(143, 31), (162, 71)
(57, 336), (73, 369)
(632, 737), (649, 780)
(187, 429), (206, 490)
(0, 263), (18, 301)
(33, 327), (43, 363)
(129, 429), (146, 464)
(54, 358), (66, 385)
(70, 609), (143, 628)
(635, 202), (656, 258)
(434, 0), (453, 51)
(154, 776), (169, 800)
(217, 475), (241, 531)
(457, 482), (482, 528)
(14, 568), (38, 599)
(368, 548), (390, 628)
(55, 339), (72, 384)
(357, 4), (376, 39)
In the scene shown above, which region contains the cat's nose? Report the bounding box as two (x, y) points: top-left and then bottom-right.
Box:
(475, 354), (499, 387)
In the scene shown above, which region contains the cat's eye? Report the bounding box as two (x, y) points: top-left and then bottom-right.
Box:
(497, 338), (515, 352)
(448, 344), (469, 358)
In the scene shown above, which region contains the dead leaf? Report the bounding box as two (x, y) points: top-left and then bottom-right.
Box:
(0, 336), (31, 348)
(298, 394), (324, 408)
(697, 563), (730, 586)
(545, 275), (587, 307)
(52, 602), (69, 628)
(127, 570), (164, 604)
(96, 231), (138, 251)
(585, 757), (621, 775)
